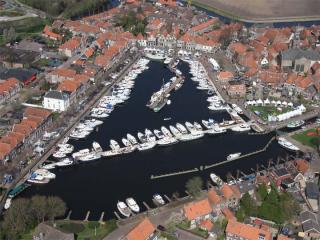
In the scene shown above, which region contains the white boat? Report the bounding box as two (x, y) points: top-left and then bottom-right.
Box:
(122, 138), (131, 147)
(56, 158), (73, 167)
(176, 123), (188, 134)
(193, 122), (203, 132)
(169, 125), (182, 138)
(145, 129), (156, 142)
(178, 132), (203, 141)
(210, 173), (223, 186)
(27, 174), (50, 184)
(72, 149), (90, 158)
(207, 126), (227, 135)
(161, 126), (172, 137)
(278, 137), (299, 151)
(127, 134), (138, 145)
(185, 122), (195, 133)
(78, 153), (101, 162)
(84, 118), (104, 127)
(52, 151), (66, 159)
(34, 169), (56, 179)
(137, 132), (147, 143)
(117, 201), (131, 217)
(153, 194), (165, 205)
(126, 198), (140, 213)
(202, 119), (215, 129)
(232, 104), (243, 114)
(110, 139), (120, 151)
(154, 129), (165, 139)
(137, 142), (156, 151)
(58, 144), (74, 154)
(231, 124), (251, 132)
(41, 163), (56, 170)
(157, 137), (178, 146)
(92, 141), (103, 152)
(164, 57), (172, 64)
(227, 152), (241, 161)
(4, 198), (12, 210)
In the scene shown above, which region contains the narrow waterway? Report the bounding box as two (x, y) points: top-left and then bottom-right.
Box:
(20, 61), (288, 220)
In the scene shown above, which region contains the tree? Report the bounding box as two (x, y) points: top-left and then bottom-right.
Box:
(257, 183), (268, 201)
(185, 176), (203, 197)
(46, 196), (67, 221)
(7, 27), (16, 43)
(31, 195), (48, 223)
(240, 193), (257, 216)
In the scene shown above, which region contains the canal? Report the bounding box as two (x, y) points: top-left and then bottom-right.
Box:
(20, 60), (288, 220)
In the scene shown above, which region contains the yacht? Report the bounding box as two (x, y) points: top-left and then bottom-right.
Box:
(153, 194), (165, 205)
(185, 122), (195, 133)
(193, 122), (203, 132)
(4, 198), (12, 210)
(207, 126), (227, 135)
(278, 138), (300, 151)
(154, 129), (165, 139)
(287, 120), (305, 129)
(69, 130), (90, 139)
(56, 158), (73, 167)
(176, 123), (188, 134)
(34, 169), (56, 179)
(232, 104), (243, 114)
(52, 151), (66, 159)
(231, 124), (251, 132)
(169, 125), (182, 138)
(161, 126), (173, 137)
(78, 153), (101, 162)
(72, 149), (90, 158)
(202, 119), (215, 129)
(126, 198), (140, 213)
(110, 140), (120, 151)
(178, 132), (203, 141)
(92, 141), (103, 152)
(157, 136), (178, 146)
(122, 138), (131, 147)
(117, 201), (131, 217)
(127, 134), (138, 145)
(41, 163), (56, 170)
(145, 129), (156, 142)
(227, 152), (241, 161)
(137, 132), (147, 143)
(84, 119), (104, 127)
(220, 120), (235, 127)
(137, 142), (156, 151)
(58, 144), (74, 154)
(27, 174), (50, 184)
(210, 173), (223, 186)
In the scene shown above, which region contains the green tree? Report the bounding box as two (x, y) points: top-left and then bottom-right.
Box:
(46, 196), (67, 222)
(185, 176), (203, 197)
(240, 193), (257, 216)
(257, 183), (268, 200)
(31, 195), (48, 223)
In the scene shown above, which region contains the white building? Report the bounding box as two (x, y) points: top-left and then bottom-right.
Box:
(43, 90), (70, 112)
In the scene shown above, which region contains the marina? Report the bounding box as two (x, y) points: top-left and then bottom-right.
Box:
(19, 59), (288, 220)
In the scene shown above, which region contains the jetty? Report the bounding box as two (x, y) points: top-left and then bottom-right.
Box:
(151, 168), (199, 179)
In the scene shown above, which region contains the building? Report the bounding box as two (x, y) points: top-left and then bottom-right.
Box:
(220, 184), (240, 208)
(59, 38), (82, 57)
(299, 210), (320, 235)
(183, 198), (213, 228)
(0, 78), (22, 105)
(0, 47), (39, 69)
(305, 182), (319, 212)
(43, 90), (70, 112)
(33, 222), (74, 240)
(0, 68), (37, 86)
(123, 217), (157, 240)
(227, 81), (246, 97)
(281, 48), (320, 72)
(226, 220), (272, 240)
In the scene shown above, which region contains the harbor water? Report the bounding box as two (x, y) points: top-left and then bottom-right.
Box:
(20, 61), (288, 220)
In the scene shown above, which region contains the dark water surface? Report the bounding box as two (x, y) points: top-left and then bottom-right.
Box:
(20, 61), (287, 220)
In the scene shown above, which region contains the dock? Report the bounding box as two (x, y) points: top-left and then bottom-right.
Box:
(151, 168), (199, 179)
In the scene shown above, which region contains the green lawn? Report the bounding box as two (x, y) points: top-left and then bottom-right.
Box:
(177, 220), (209, 239)
(248, 105), (292, 121)
(292, 128), (320, 149)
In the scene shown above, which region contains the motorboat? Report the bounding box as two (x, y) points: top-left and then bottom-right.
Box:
(176, 123), (188, 134)
(117, 201), (131, 217)
(202, 119), (215, 129)
(57, 144), (74, 154)
(34, 169), (56, 179)
(287, 120), (305, 129)
(227, 152), (241, 161)
(110, 139), (120, 151)
(137, 142), (156, 151)
(92, 141), (103, 152)
(232, 104), (243, 114)
(27, 174), (50, 184)
(72, 149), (90, 158)
(207, 126), (227, 135)
(69, 130), (90, 139)
(193, 122), (203, 132)
(178, 132), (203, 141)
(161, 126), (173, 137)
(185, 122), (195, 133)
(153, 194), (165, 205)
(127, 134), (138, 145)
(126, 198), (140, 213)
(210, 173), (223, 186)
(4, 198), (11, 210)
(154, 129), (165, 139)
(56, 158), (73, 167)
(75, 123), (94, 132)
(122, 138), (131, 147)
(157, 136), (178, 146)
(145, 129), (156, 142)
(164, 57), (172, 64)
(52, 151), (66, 159)
(220, 120), (235, 127)
(278, 137), (300, 151)
(41, 163), (56, 170)
(231, 124), (251, 132)
(169, 125), (182, 138)
(78, 153), (101, 162)
(137, 132), (147, 143)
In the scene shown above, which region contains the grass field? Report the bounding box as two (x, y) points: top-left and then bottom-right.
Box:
(292, 128), (320, 149)
(249, 105), (292, 121)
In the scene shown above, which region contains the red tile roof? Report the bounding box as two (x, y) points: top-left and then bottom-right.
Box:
(277, 234), (294, 240)
(229, 42), (248, 55)
(200, 219), (213, 231)
(226, 220), (272, 240)
(294, 159), (309, 174)
(126, 218), (156, 240)
(12, 123), (33, 136)
(184, 198), (212, 221)
(24, 107), (51, 119)
(59, 38), (81, 51)
(208, 188), (222, 204)
(191, 18), (218, 32)
(222, 208), (236, 221)
(221, 184), (236, 200)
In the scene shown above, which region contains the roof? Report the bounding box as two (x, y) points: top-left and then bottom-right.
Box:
(299, 210), (317, 224)
(0, 47), (39, 65)
(302, 219), (320, 233)
(200, 219), (213, 231)
(281, 48), (320, 61)
(305, 182), (319, 199)
(0, 68), (37, 82)
(57, 80), (79, 93)
(222, 208), (236, 221)
(49, 68), (76, 78)
(208, 188), (222, 204)
(34, 222), (74, 240)
(44, 90), (69, 101)
(24, 107), (50, 119)
(0, 78), (20, 95)
(125, 218), (155, 240)
(294, 159), (309, 174)
(217, 71), (234, 80)
(59, 38), (81, 51)
(191, 18), (218, 32)
(220, 184), (236, 200)
(226, 220), (272, 240)
(229, 42), (248, 55)
(183, 198), (212, 221)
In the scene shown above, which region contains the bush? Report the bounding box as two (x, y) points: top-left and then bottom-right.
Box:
(60, 222), (85, 233)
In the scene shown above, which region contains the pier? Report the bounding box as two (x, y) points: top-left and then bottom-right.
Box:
(151, 168), (199, 179)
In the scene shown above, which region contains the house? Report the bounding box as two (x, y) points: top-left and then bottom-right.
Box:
(0, 68), (37, 86)
(33, 222), (74, 240)
(189, 18), (219, 35)
(59, 38), (82, 57)
(42, 25), (62, 41)
(47, 68), (76, 84)
(281, 48), (320, 72)
(277, 234), (294, 240)
(299, 210), (320, 234)
(0, 47), (39, 69)
(123, 217), (157, 240)
(270, 168), (292, 187)
(0, 78), (22, 105)
(208, 187), (225, 210)
(183, 198), (213, 228)
(43, 90), (70, 112)
(217, 71), (234, 83)
(305, 182), (319, 212)
(227, 81), (246, 97)
(220, 184), (240, 208)
(226, 220), (272, 240)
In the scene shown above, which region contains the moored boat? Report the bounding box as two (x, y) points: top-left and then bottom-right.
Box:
(117, 201), (131, 217)
(126, 198), (140, 213)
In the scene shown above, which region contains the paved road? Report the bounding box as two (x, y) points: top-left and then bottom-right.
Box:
(176, 228), (204, 240)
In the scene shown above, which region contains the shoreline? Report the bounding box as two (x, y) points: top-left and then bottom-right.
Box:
(192, 0), (320, 24)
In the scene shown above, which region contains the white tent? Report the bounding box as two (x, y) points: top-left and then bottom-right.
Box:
(282, 101), (287, 106)
(276, 100), (282, 105)
(257, 99), (263, 105)
(264, 99), (270, 105)
(288, 102), (293, 107)
(271, 100), (276, 105)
